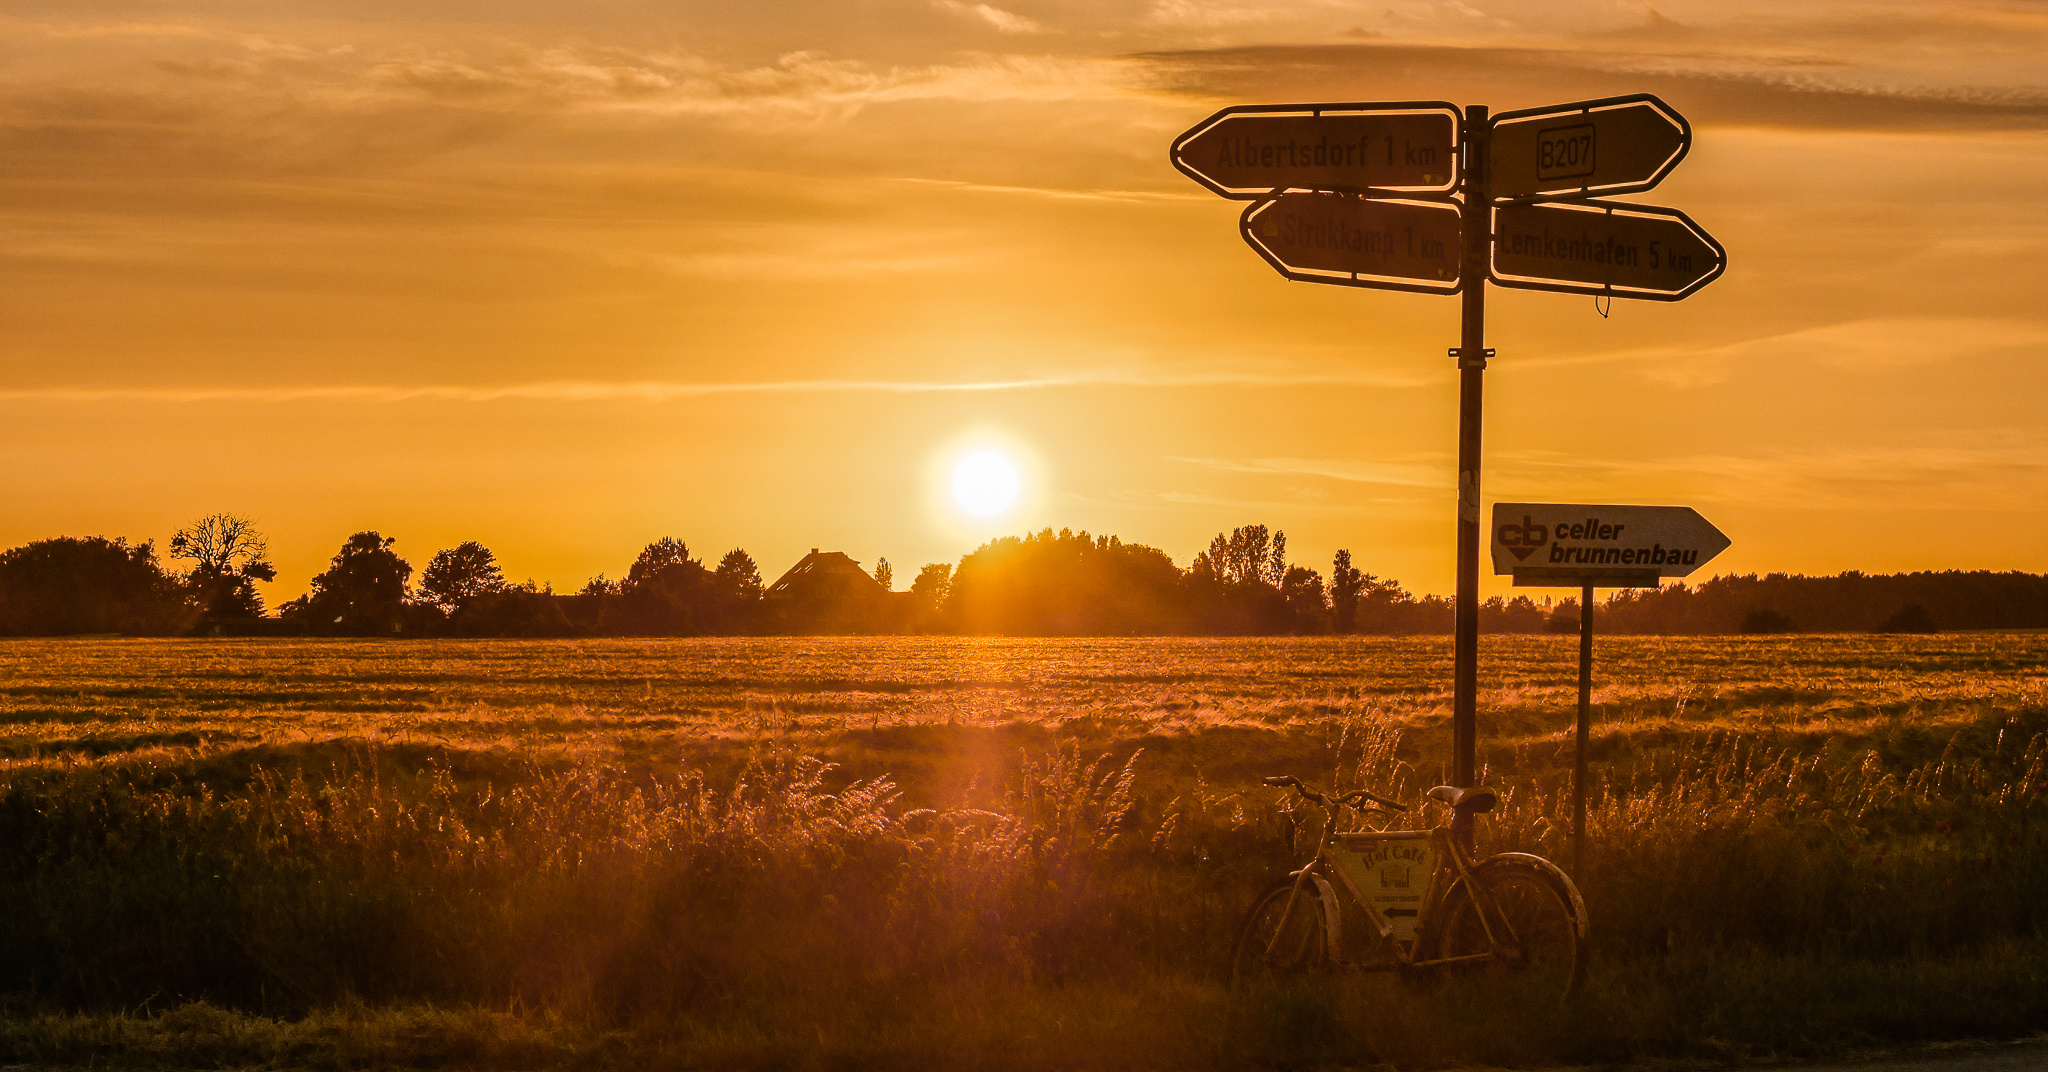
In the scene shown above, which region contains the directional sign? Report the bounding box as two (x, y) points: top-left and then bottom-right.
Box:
(1171, 102), (1460, 199)
(1490, 94), (1689, 201)
(1240, 192), (1462, 294)
(1491, 503), (1729, 586)
(1491, 199), (1724, 300)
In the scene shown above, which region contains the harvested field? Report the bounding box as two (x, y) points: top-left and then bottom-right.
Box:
(1, 634), (2045, 1070)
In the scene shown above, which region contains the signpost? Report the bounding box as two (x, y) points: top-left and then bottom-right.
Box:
(1488, 94), (1690, 201)
(1171, 93), (1726, 860)
(1239, 193), (1462, 293)
(1493, 200), (1724, 299)
(1491, 502), (1729, 874)
(1171, 103), (1461, 198)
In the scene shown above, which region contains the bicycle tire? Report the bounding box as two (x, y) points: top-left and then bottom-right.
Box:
(1228, 876), (1328, 988)
(1425, 857), (1584, 994)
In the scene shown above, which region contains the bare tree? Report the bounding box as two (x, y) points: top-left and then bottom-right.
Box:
(168, 513), (276, 618)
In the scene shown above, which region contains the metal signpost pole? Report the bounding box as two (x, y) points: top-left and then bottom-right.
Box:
(1451, 105), (1490, 793)
(1575, 582), (1593, 876)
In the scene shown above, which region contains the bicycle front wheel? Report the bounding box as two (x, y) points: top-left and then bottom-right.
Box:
(1427, 857), (1584, 994)
(1229, 876), (1328, 988)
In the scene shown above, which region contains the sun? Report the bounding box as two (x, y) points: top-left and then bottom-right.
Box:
(951, 451), (1021, 517)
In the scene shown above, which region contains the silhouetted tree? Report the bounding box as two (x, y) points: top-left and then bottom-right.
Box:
(708, 548), (765, 633)
(279, 532), (414, 635)
(1330, 549), (1363, 633)
(0, 536), (192, 635)
(1479, 594), (1549, 634)
(1740, 608), (1795, 634)
(453, 580), (572, 637)
(948, 529), (1184, 635)
(420, 541), (507, 614)
(872, 557), (893, 592)
(1878, 603), (1938, 633)
(913, 565), (950, 635)
(1281, 564), (1328, 633)
(169, 513), (276, 619)
(1187, 524), (1291, 633)
(619, 537), (706, 635)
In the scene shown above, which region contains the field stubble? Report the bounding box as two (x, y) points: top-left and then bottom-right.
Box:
(1, 634), (2045, 1069)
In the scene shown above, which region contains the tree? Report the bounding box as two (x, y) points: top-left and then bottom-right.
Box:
(1187, 525), (1291, 633)
(619, 537), (706, 635)
(1330, 549), (1363, 633)
(947, 529), (1184, 635)
(910, 563), (952, 612)
(0, 536), (192, 636)
(279, 531), (414, 635)
(872, 557), (893, 592)
(1281, 564), (1327, 633)
(708, 548), (765, 633)
(420, 541), (507, 614)
(169, 513), (277, 618)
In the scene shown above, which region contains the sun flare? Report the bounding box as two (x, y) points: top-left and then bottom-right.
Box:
(951, 451), (1021, 517)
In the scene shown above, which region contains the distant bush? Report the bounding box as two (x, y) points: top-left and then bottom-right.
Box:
(1740, 609), (1796, 634)
(0, 536), (193, 636)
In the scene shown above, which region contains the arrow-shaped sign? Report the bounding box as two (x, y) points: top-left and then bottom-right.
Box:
(1491, 502), (1730, 586)
(1491, 199), (1725, 300)
(1489, 94), (1689, 201)
(1171, 102), (1461, 199)
(1240, 192), (1463, 294)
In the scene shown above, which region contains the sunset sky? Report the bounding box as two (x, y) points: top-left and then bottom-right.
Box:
(5, 1), (2046, 603)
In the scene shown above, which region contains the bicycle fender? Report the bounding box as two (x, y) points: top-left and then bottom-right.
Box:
(1311, 874), (1343, 957)
(1480, 852), (1590, 939)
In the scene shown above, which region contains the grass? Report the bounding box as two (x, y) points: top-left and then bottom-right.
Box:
(0, 634), (2045, 1069)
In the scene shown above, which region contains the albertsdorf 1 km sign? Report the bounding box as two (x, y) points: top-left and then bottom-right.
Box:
(1491, 503), (1730, 587)
(1170, 102), (1461, 197)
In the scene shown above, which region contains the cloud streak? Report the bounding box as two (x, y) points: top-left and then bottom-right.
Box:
(0, 370), (1431, 405)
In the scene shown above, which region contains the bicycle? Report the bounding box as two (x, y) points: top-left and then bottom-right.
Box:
(1230, 775), (1588, 994)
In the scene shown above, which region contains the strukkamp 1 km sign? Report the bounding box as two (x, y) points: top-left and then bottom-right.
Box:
(1490, 502), (1730, 587)
(1240, 192), (1463, 293)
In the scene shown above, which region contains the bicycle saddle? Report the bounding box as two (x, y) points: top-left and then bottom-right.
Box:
(1426, 785), (1499, 814)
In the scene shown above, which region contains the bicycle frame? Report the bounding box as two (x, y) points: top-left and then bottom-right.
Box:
(1266, 796), (1536, 971)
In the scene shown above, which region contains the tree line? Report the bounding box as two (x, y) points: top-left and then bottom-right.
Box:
(0, 514), (2042, 637)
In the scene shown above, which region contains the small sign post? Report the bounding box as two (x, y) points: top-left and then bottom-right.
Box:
(1490, 502), (1730, 874)
(1172, 93), (1726, 842)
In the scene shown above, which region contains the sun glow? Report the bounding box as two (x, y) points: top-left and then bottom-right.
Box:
(951, 451), (1021, 517)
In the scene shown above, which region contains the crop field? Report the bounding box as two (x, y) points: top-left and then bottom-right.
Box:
(2, 634), (2046, 1070)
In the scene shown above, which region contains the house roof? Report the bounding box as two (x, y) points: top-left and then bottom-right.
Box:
(766, 550), (884, 597)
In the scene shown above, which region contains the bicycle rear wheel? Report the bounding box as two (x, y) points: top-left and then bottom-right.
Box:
(1426, 857), (1584, 994)
(1229, 876), (1328, 988)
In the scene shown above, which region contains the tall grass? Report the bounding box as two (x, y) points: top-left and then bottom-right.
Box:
(2, 636), (2047, 1067)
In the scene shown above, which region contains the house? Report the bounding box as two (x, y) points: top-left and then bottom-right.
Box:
(764, 549), (894, 634)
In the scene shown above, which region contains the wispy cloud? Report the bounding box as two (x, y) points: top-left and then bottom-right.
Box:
(1508, 317), (2048, 387)
(0, 370), (1431, 405)
(1172, 454), (1448, 488)
(1494, 434), (2048, 509)
(935, 1), (1049, 35)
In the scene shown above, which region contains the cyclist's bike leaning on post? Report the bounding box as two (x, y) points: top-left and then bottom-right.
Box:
(1232, 775), (1587, 993)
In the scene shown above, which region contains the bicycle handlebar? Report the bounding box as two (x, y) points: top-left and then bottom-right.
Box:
(1260, 775), (1407, 813)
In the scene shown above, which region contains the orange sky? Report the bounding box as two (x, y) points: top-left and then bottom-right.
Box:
(4, 2), (2046, 603)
